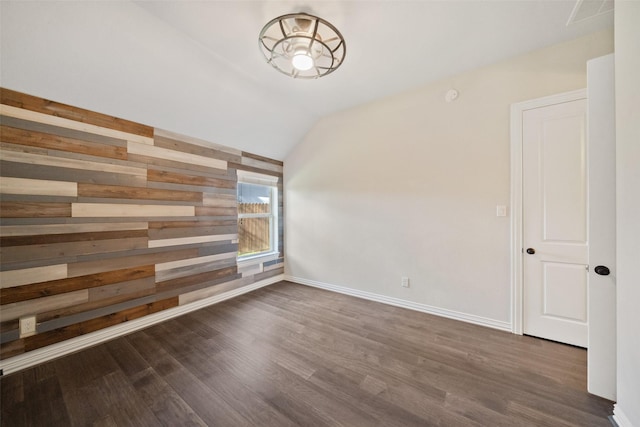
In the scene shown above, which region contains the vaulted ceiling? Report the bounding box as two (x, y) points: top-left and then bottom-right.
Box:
(0, 1), (613, 160)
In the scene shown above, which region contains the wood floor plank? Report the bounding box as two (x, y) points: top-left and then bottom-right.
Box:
(0, 281), (613, 426)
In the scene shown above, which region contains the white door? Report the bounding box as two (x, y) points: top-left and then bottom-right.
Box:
(522, 97), (589, 348)
(587, 54), (616, 401)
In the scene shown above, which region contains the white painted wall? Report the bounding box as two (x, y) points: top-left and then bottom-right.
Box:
(614, 2), (640, 426)
(284, 31), (613, 326)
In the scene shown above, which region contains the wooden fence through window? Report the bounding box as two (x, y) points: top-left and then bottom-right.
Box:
(238, 203), (270, 255)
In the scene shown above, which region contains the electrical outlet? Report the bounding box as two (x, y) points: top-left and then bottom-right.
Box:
(401, 276), (410, 288)
(19, 315), (37, 338)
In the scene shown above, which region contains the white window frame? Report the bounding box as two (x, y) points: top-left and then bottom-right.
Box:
(237, 170), (279, 262)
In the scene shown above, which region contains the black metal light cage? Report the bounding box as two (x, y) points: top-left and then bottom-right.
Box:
(259, 13), (346, 79)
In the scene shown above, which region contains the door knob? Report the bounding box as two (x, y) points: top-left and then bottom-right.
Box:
(526, 248), (535, 254)
(594, 265), (610, 276)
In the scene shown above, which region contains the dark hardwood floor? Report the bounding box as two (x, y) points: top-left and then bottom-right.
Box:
(1, 281), (613, 426)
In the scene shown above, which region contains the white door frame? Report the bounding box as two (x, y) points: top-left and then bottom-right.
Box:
(509, 89), (587, 335)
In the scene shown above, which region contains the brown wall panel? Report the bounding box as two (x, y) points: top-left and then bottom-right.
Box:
(0, 125), (128, 160)
(194, 207), (237, 217)
(1, 230), (148, 247)
(1, 88), (153, 137)
(154, 135), (242, 164)
(0, 202), (72, 218)
(66, 248), (200, 277)
(0, 266), (154, 305)
(147, 168), (236, 189)
(0, 89), (284, 359)
(22, 297), (179, 352)
(1, 238), (149, 264)
(77, 183), (202, 203)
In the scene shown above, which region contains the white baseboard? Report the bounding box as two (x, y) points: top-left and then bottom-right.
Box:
(612, 404), (635, 427)
(285, 275), (512, 332)
(0, 274), (283, 376)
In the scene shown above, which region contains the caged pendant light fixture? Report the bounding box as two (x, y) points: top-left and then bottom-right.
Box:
(258, 13), (346, 79)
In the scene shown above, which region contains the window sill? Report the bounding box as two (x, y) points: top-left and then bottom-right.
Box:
(237, 251), (279, 266)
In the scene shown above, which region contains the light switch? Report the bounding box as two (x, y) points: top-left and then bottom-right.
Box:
(496, 205), (507, 217)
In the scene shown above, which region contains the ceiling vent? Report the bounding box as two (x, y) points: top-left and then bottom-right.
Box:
(567, 0), (614, 25)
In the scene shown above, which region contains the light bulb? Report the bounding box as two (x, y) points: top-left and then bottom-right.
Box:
(292, 53), (314, 71)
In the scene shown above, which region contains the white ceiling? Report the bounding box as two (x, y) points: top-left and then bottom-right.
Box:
(0, 1), (613, 160)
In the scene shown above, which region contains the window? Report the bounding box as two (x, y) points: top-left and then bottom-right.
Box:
(237, 171), (278, 259)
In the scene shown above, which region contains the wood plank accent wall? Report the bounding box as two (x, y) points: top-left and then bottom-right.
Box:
(0, 88), (284, 359)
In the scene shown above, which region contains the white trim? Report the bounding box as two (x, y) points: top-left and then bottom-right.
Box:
(237, 251), (279, 266)
(0, 275), (283, 376)
(237, 170), (279, 186)
(285, 275), (511, 332)
(509, 89), (587, 335)
(612, 405), (634, 427)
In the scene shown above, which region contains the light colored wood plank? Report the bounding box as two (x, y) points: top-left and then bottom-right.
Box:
(0, 264), (68, 289)
(0, 222), (148, 237)
(127, 141), (227, 171)
(0, 149), (147, 177)
(0, 289), (88, 322)
(0, 177), (78, 197)
(238, 262), (263, 277)
(202, 193), (237, 207)
(0, 104), (153, 145)
(154, 128), (242, 156)
(240, 155), (283, 173)
(0, 124), (128, 160)
(148, 233), (237, 248)
(1, 88), (153, 138)
(72, 203), (194, 218)
(147, 169), (235, 190)
(155, 252), (237, 272)
(263, 261), (284, 272)
(0, 159), (148, 188)
(178, 277), (249, 305)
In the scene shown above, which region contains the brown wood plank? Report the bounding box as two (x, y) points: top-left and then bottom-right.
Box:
(155, 266), (238, 294)
(0, 125), (128, 160)
(0, 337), (24, 359)
(0, 265), (154, 305)
(228, 161), (281, 177)
(0, 237), (149, 264)
(37, 290), (156, 324)
(1, 88), (153, 137)
(147, 168), (236, 189)
(241, 151), (284, 167)
(21, 297), (178, 352)
(1, 229), (148, 247)
(0, 160), (148, 187)
(127, 153), (224, 177)
(148, 225), (236, 240)
(148, 219), (237, 229)
(88, 277), (156, 302)
(0, 202), (71, 218)
(0, 114), (129, 148)
(77, 183), (202, 203)
(154, 135), (242, 163)
(67, 248), (199, 277)
(194, 206), (237, 217)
